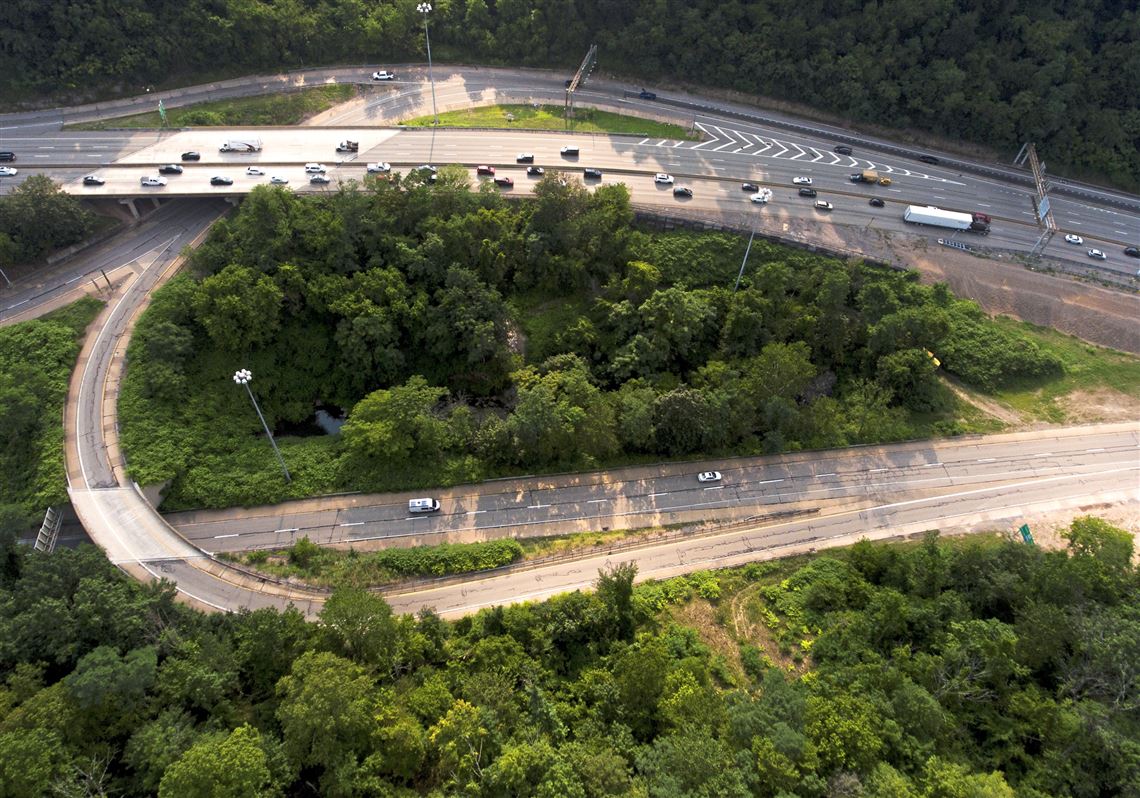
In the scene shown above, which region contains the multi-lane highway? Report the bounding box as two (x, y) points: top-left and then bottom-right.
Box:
(1, 65), (1137, 618)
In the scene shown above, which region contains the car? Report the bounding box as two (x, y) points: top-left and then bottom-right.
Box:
(82, 175), (104, 186)
(697, 471), (722, 483)
(304, 163), (327, 173)
(1064, 234), (1084, 245)
(476, 165), (495, 176)
(139, 176), (167, 187)
(673, 187), (692, 198)
(869, 198), (885, 208)
(1124, 247), (1140, 258)
(741, 182), (759, 192)
(0, 151), (15, 162)
(798, 188), (817, 197)
(849, 173), (863, 182)
(415, 164), (437, 174)
(270, 176), (289, 184)
(245, 167), (265, 176)
(654, 173), (674, 184)
(526, 166), (545, 176)
(310, 175), (331, 185)
(1087, 248), (1106, 260)
(209, 175), (233, 186)
(370, 70), (395, 81)
(494, 176), (513, 188)
(815, 200), (834, 211)
(560, 146), (579, 157)
(583, 168), (602, 179)
(750, 188), (773, 204)
(918, 155), (940, 165)
(638, 89), (657, 100)
(516, 153), (534, 163)
(793, 176), (812, 185)
(0, 166), (17, 177)
(366, 162), (391, 173)
(158, 164), (183, 175)
(834, 145), (853, 155)
(181, 151), (200, 161)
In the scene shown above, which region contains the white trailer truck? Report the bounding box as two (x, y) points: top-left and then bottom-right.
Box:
(903, 205), (989, 234)
(219, 138), (263, 153)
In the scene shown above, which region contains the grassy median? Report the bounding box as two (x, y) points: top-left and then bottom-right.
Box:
(401, 103), (699, 139)
(65, 84), (356, 130)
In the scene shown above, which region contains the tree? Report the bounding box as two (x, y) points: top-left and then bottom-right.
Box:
(158, 725), (278, 798)
(0, 728), (66, 798)
(595, 563), (638, 642)
(341, 377), (449, 467)
(876, 348), (943, 411)
(0, 175), (95, 261)
(318, 588), (400, 673)
(276, 651), (378, 773)
(652, 387), (713, 455)
(428, 699), (496, 792)
(192, 264), (284, 352)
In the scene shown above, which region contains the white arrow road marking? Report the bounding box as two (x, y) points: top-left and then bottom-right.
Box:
(788, 142), (808, 160)
(809, 146), (824, 161)
(751, 134), (773, 154)
(712, 126), (740, 151)
(672, 140), (686, 147)
(769, 139), (789, 158)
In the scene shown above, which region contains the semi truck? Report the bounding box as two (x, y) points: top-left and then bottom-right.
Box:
(904, 205), (990, 234)
(850, 169), (892, 186)
(219, 138), (263, 153)
(336, 140), (359, 153)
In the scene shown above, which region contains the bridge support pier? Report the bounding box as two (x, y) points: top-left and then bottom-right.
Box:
(118, 198), (140, 219)
(225, 197), (241, 208)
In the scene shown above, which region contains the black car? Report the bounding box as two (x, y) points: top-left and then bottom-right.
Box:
(82, 175), (105, 186)
(583, 168), (602, 179)
(869, 198), (885, 207)
(673, 187), (692, 198)
(310, 175), (331, 185)
(159, 164), (183, 175)
(1124, 246), (1140, 258)
(516, 154), (534, 164)
(209, 175), (233, 186)
(741, 182), (759, 192)
(638, 89), (657, 100)
(181, 151), (201, 161)
(0, 151), (15, 162)
(798, 187), (817, 197)
(526, 166), (545, 176)
(834, 145), (853, 155)
(918, 155), (940, 165)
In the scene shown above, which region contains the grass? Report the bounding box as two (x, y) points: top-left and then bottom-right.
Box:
(989, 316), (1140, 421)
(401, 103), (700, 140)
(65, 85), (356, 130)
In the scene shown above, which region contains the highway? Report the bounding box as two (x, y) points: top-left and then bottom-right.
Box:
(168, 428), (1140, 555)
(0, 65), (1135, 618)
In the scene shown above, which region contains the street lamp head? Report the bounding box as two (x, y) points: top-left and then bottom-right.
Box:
(417, 2), (431, 12)
(233, 368), (252, 385)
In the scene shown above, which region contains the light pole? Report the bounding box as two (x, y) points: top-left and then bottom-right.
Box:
(417, 3), (439, 126)
(233, 368), (291, 484)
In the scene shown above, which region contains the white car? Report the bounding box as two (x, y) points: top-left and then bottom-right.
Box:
(750, 188), (773, 204)
(793, 176), (812, 185)
(815, 200), (834, 211)
(654, 173), (674, 184)
(0, 166), (18, 177)
(269, 176), (289, 184)
(697, 471), (722, 483)
(1087, 248), (1107, 260)
(140, 176), (167, 187)
(304, 163), (327, 173)
(1064, 234), (1083, 245)
(366, 162), (391, 173)
(370, 71), (396, 81)
(246, 167), (265, 176)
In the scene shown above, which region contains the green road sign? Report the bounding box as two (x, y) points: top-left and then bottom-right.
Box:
(1018, 524), (1034, 545)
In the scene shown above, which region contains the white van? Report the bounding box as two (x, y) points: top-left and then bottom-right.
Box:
(408, 498), (441, 513)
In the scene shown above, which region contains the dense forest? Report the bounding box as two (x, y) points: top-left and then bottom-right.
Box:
(0, 175), (97, 267)
(1, 517), (1136, 797)
(0, 1), (1136, 188)
(118, 170), (1063, 509)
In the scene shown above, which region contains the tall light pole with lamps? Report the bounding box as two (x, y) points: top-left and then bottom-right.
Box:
(233, 368), (291, 484)
(417, 3), (440, 126)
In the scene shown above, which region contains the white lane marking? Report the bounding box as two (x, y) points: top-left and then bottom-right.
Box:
(977, 458), (996, 462)
(275, 527), (299, 533)
(704, 486), (725, 491)
(870, 468), (888, 473)
(213, 533), (239, 539)
(977, 203), (991, 207)
(527, 504), (549, 509)
(1085, 448), (1105, 453)
(924, 463), (941, 467)
(818, 473), (837, 477)
(587, 499), (609, 504)
(757, 478), (785, 485)
(466, 510), (486, 515)
(650, 492), (668, 498)
(1034, 452), (1053, 457)
(340, 521), (364, 526)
